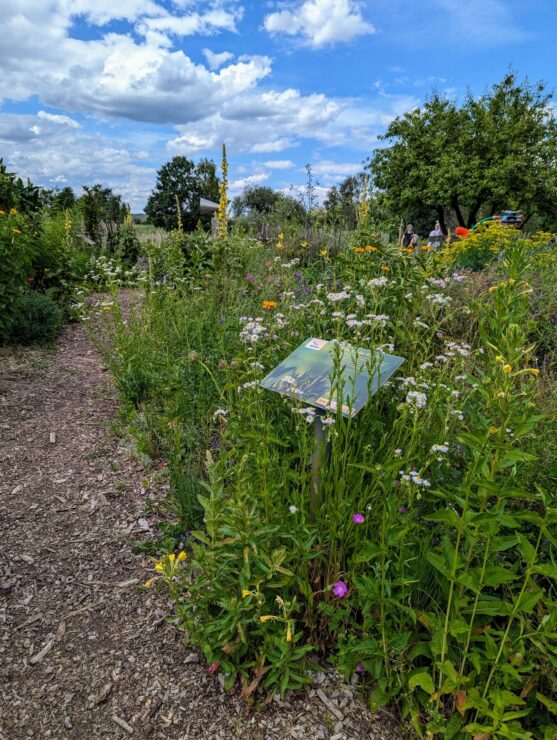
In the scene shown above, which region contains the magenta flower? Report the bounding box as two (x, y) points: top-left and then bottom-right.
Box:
(333, 580), (348, 598)
(398, 506), (407, 514)
(357, 661), (365, 673)
(352, 513), (365, 524)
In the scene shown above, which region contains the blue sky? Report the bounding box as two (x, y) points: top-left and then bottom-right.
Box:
(1, 0), (555, 210)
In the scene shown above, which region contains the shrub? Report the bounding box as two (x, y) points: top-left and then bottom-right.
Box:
(0, 208), (35, 343)
(9, 291), (63, 345)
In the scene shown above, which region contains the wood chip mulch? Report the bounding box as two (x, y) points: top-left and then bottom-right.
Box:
(0, 321), (401, 739)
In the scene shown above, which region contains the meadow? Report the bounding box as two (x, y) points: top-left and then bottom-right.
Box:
(2, 172), (557, 736)
(92, 220), (557, 738)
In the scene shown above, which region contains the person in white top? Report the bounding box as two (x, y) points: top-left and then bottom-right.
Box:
(427, 220), (445, 248)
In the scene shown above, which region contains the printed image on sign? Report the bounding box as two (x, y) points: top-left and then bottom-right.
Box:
(261, 338), (404, 417)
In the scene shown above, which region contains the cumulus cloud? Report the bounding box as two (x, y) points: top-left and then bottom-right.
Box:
(229, 172), (270, 195)
(203, 48), (235, 70)
(263, 160), (295, 169)
(37, 110), (81, 128)
(264, 0), (375, 47)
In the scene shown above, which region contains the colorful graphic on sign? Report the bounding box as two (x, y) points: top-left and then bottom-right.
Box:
(261, 338), (404, 417)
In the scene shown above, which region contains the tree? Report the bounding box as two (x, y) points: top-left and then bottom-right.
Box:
(367, 74), (557, 230)
(232, 186), (305, 221)
(77, 184), (126, 244)
(324, 173), (367, 228)
(52, 186), (76, 211)
(145, 156), (219, 232)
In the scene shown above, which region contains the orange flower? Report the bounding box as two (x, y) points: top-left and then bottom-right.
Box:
(262, 300), (277, 310)
(353, 247), (365, 254)
(380, 265), (390, 272)
(365, 245), (378, 252)
(421, 245), (434, 252)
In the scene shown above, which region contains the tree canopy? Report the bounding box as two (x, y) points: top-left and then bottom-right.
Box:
(231, 185), (306, 222)
(367, 74), (557, 230)
(145, 156), (219, 231)
(323, 173), (367, 228)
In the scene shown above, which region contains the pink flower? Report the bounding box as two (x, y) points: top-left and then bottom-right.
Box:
(357, 662), (365, 673)
(352, 513), (365, 524)
(398, 506), (407, 514)
(333, 580), (348, 598)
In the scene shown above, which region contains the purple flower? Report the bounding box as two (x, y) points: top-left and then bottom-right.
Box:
(398, 506), (407, 514)
(352, 513), (365, 524)
(333, 580), (348, 598)
(245, 273), (255, 283)
(357, 661), (365, 673)
(293, 270), (302, 282)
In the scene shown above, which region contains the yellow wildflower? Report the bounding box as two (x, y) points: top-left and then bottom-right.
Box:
(502, 364), (512, 374)
(489, 426), (499, 435)
(353, 247), (365, 254)
(177, 550), (187, 561)
(155, 561), (164, 572)
(12, 228), (21, 235)
(488, 286), (497, 293)
(380, 265), (390, 272)
(9, 207), (17, 215)
(144, 578), (156, 589)
(495, 355), (504, 363)
(262, 300), (277, 310)
(286, 624), (292, 642)
(0, 209), (5, 215)
(497, 391), (506, 399)
(259, 615), (275, 623)
(241, 590), (252, 598)
(168, 553), (176, 563)
(365, 245), (378, 252)
(300, 241), (308, 248)
(320, 249), (328, 257)
(421, 245), (434, 252)
(527, 368), (540, 377)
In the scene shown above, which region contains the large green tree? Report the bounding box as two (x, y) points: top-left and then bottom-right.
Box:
(324, 173), (367, 228)
(367, 74), (557, 230)
(232, 185), (305, 221)
(145, 156), (219, 231)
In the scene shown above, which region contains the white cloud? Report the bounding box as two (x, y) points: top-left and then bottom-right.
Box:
(311, 160), (361, 176)
(0, 112), (155, 210)
(203, 48), (235, 70)
(264, 0), (375, 47)
(263, 160), (295, 169)
(37, 110), (81, 128)
(433, 0), (526, 45)
(229, 172), (270, 196)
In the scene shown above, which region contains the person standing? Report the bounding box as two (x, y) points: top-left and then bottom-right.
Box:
(427, 220), (445, 248)
(401, 223), (418, 249)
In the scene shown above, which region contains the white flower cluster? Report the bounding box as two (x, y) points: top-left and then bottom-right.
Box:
(366, 313), (390, 327)
(400, 470), (431, 487)
(213, 409), (228, 419)
(238, 381), (260, 392)
(414, 317), (430, 329)
(406, 391), (428, 409)
(427, 293), (453, 307)
(293, 407), (316, 424)
(239, 316), (267, 345)
(326, 290), (351, 302)
(431, 443), (449, 454)
(445, 341), (471, 357)
(368, 276), (388, 288)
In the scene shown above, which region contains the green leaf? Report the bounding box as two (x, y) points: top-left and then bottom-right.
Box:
(537, 692), (557, 716)
(532, 564), (557, 580)
(426, 551), (451, 579)
(408, 670), (435, 694)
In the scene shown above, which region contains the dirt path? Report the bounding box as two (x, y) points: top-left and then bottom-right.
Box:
(0, 322), (400, 739)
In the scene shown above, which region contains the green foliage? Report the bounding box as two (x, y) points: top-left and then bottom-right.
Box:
(77, 184), (126, 245)
(103, 224), (557, 728)
(145, 156), (219, 232)
(368, 73), (557, 231)
(232, 185), (306, 224)
(0, 208), (35, 342)
(8, 291), (63, 344)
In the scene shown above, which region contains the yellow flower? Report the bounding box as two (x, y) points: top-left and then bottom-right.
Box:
(177, 550), (187, 561)
(242, 589), (252, 598)
(155, 562), (164, 572)
(365, 245), (378, 252)
(0, 209), (5, 215)
(353, 247), (365, 254)
(495, 355), (504, 363)
(489, 426), (499, 435)
(168, 553), (176, 563)
(421, 245), (434, 252)
(300, 241), (308, 248)
(380, 265), (390, 272)
(320, 249), (328, 257)
(286, 624), (292, 642)
(259, 615), (275, 623)
(12, 228), (21, 235)
(262, 300), (277, 310)
(497, 391), (506, 399)
(527, 368), (540, 377)
(9, 207), (17, 215)
(508, 278), (515, 285)
(502, 364), (512, 374)
(144, 578), (156, 589)
(488, 286), (497, 293)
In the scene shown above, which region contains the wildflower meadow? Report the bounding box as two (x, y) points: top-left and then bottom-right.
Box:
(91, 213), (557, 738)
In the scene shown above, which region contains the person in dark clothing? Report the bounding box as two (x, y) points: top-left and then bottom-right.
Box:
(401, 223), (418, 249)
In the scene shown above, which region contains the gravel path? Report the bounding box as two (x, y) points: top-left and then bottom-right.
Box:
(0, 322), (401, 739)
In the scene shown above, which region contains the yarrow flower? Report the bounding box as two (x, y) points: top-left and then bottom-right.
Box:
(406, 391), (427, 409)
(289, 505), (298, 514)
(213, 409), (228, 419)
(333, 581), (348, 598)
